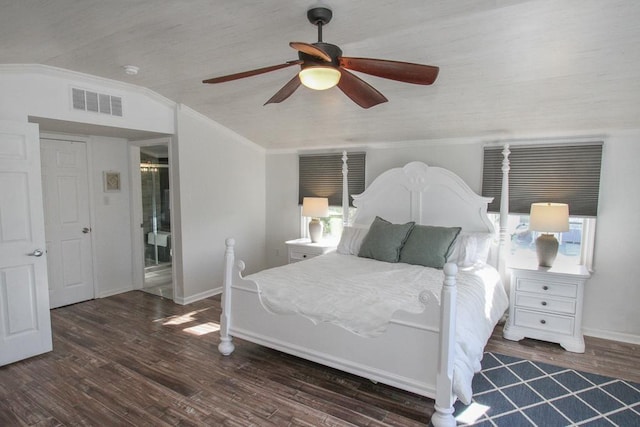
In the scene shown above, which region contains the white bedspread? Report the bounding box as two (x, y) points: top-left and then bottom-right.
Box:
(245, 252), (508, 404)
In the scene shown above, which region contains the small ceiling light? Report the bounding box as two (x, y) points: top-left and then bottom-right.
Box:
(299, 66), (341, 90)
(123, 65), (140, 76)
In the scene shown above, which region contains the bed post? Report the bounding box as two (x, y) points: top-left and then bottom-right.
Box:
(218, 238), (236, 356)
(431, 262), (458, 427)
(342, 150), (349, 227)
(498, 144), (510, 285)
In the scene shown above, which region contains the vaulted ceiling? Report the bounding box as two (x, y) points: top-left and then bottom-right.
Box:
(2, 0), (639, 150)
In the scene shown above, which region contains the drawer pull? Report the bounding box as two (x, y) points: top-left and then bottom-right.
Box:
(540, 319), (547, 325)
(541, 301), (548, 306)
(303, 254), (307, 258)
(542, 285), (549, 291)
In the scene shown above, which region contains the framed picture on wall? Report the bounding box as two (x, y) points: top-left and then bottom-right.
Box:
(103, 171), (121, 192)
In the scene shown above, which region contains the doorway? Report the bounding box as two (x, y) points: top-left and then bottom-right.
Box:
(40, 137), (95, 308)
(137, 143), (173, 298)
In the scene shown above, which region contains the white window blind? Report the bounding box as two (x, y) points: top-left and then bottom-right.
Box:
(482, 143), (603, 216)
(299, 152), (365, 207)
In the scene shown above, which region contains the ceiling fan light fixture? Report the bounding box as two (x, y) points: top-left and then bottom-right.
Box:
(299, 66), (341, 90)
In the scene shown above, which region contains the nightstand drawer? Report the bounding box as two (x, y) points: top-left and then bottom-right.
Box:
(289, 250), (316, 262)
(285, 239), (336, 264)
(515, 294), (576, 315)
(514, 308), (574, 335)
(516, 278), (577, 298)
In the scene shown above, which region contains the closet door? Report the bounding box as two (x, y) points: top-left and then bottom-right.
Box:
(40, 138), (94, 308)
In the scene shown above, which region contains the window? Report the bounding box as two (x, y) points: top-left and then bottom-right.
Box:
(299, 152), (365, 242)
(298, 152), (365, 206)
(489, 213), (596, 267)
(482, 142), (603, 215)
(483, 142), (603, 268)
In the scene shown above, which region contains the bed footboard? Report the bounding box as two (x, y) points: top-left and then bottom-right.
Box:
(219, 238), (457, 427)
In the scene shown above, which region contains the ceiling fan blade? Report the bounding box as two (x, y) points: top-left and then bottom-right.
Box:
(339, 57), (439, 85)
(203, 60), (302, 84)
(337, 68), (388, 109)
(289, 42), (332, 62)
(264, 75), (302, 105)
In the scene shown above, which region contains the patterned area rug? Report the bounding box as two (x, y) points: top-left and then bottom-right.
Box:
(453, 352), (640, 426)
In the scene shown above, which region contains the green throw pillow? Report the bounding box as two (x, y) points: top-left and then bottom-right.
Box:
(357, 217), (415, 263)
(399, 225), (462, 269)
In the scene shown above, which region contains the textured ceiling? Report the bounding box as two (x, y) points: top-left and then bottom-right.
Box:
(2, 0), (639, 149)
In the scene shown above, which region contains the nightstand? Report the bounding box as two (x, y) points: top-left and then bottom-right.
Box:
(285, 238), (336, 263)
(503, 262), (590, 353)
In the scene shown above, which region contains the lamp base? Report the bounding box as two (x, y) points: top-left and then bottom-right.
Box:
(535, 234), (559, 267)
(308, 218), (323, 243)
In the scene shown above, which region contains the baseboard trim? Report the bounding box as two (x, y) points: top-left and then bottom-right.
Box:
(174, 287), (222, 305)
(98, 287), (133, 298)
(584, 327), (640, 345)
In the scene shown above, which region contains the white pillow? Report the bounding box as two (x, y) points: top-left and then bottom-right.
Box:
(337, 225), (370, 255)
(447, 232), (494, 267)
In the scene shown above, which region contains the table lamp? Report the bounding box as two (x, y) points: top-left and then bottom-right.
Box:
(302, 197), (329, 243)
(529, 202), (569, 267)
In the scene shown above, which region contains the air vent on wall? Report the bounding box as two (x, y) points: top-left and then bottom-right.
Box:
(71, 88), (123, 117)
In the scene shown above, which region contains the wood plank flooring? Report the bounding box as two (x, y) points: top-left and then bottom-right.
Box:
(0, 292), (638, 426)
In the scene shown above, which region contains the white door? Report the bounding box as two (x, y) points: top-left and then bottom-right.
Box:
(40, 139), (94, 309)
(0, 121), (52, 366)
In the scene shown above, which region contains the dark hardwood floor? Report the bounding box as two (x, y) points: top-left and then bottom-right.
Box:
(1, 291), (638, 426)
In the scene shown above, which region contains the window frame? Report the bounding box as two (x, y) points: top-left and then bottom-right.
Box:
(483, 141), (602, 271)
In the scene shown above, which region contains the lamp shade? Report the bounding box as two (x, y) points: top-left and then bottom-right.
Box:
(299, 67), (341, 90)
(302, 197), (329, 218)
(529, 203), (570, 233)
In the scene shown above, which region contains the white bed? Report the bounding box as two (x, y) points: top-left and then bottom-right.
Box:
(219, 158), (511, 427)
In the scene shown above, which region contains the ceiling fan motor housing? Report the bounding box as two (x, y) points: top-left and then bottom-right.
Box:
(298, 42), (342, 67)
(307, 7), (333, 26)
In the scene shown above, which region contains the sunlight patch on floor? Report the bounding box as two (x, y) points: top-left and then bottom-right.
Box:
(455, 402), (490, 425)
(182, 322), (220, 336)
(154, 308), (212, 326)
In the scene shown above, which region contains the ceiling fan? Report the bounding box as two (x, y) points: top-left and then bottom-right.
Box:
(202, 6), (439, 109)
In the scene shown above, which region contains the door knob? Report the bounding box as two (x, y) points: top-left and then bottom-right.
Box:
(28, 249), (44, 257)
(82, 227), (91, 234)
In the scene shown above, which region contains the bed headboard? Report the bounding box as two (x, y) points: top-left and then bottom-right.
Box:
(351, 162), (494, 234)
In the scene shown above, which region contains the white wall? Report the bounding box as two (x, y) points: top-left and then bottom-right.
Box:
(584, 131), (640, 343)
(265, 153), (299, 267)
(0, 66), (177, 301)
(365, 139), (485, 192)
(0, 65), (174, 134)
(265, 131), (640, 343)
(1, 66), (269, 305)
(173, 105), (266, 303)
(88, 136), (135, 297)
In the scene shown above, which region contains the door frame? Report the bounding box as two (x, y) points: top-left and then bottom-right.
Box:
(39, 133), (99, 305)
(129, 137), (175, 301)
